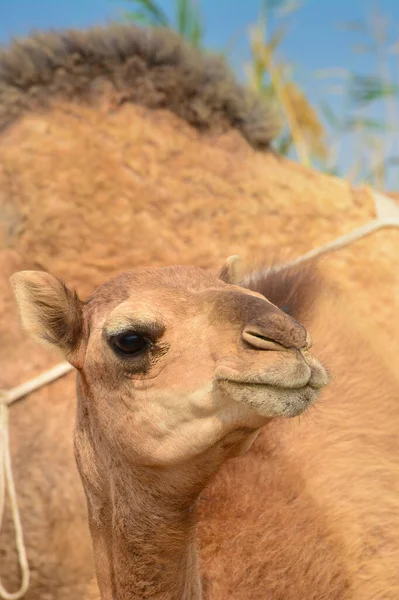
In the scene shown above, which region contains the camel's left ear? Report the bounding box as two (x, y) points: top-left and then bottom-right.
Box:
(10, 271), (84, 363)
(218, 255), (242, 284)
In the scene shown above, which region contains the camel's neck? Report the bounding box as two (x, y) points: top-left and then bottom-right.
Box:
(76, 442), (205, 600)
(75, 424), (210, 600)
(88, 465), (202, 600)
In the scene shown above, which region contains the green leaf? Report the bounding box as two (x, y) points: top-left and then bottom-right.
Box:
(122, 10), (158, 25)
(120, 0), (204, 48)
(190, 15), (203, 48)
(274, 131), (293, 155)
(177, 0), (189, 36)
(348, 75), (399, 105)
(319, 100), (341, 129)
(342, 117), (386, 132)
(179, 0), (203, 47)
(319, 164), (341, 177)
(121, 0), (169, 27)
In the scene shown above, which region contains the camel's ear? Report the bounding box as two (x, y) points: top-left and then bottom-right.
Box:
(10, 271), (84, 362)
(218, 255), (242, 284)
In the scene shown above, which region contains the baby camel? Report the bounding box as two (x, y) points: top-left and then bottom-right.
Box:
(12, 259), (399, 600)
(11, 258), (328, 600)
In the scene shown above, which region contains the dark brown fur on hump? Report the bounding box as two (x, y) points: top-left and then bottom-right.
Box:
(239, 261), (320, 322)
(0, 24), (280, 146)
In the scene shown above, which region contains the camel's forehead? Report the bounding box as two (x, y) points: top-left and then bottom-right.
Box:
(86, 266), (227, 314)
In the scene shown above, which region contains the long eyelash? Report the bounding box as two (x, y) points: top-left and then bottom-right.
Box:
(119, 341), (170, 375)
(152, 342), (169, 360)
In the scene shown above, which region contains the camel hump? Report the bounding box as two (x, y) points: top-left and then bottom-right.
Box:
(0, 24), (280, 145)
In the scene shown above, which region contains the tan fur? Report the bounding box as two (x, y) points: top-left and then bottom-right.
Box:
(11, 262), (399, 600)
(0, 22), (398, 600)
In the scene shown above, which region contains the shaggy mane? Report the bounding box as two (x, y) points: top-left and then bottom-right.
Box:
(0, 24), (280, 146)
(240, 261), (320, 323)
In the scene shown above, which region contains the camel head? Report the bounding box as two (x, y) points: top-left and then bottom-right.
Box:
(10, 260), (328, 466)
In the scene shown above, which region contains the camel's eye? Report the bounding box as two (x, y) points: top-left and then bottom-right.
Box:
(111, 332), (148, 356)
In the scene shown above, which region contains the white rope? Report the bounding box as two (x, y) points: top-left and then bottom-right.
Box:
(274, 217), (399, 271)
(0, 190), (398, 598)
(3, 363), (74, 407)
(0, 362), (74, 599)
(0, 402), (29, 600)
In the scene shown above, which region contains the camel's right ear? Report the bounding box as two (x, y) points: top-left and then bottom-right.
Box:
(218, 255), (242, 284)
(10, 271), (84, 362)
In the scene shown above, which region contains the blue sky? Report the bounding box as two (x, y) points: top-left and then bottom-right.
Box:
(1, 0), (399, 188)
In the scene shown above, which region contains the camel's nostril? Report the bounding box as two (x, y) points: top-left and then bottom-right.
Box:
(305, 331), (312, 350)
(242, 329), (285, 351)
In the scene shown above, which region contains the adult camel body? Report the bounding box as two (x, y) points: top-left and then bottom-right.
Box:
(1, 24), (399, 599)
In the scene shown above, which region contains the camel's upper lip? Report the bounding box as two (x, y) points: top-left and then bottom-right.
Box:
(216, 369), (329, 391)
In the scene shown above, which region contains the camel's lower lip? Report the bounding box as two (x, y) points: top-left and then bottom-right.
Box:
(216, 379), (322, 418)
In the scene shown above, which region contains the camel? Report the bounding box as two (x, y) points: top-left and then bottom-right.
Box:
(10, 259), (399, 600)
(1, 22), (399, 599)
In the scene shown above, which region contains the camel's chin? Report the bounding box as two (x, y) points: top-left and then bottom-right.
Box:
(270, 386), (321, 418)
(218, 380), (321, 419)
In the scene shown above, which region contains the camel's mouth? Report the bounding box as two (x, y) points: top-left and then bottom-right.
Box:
(222, 379), (321, 391)
(216, 375), (327, 418)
